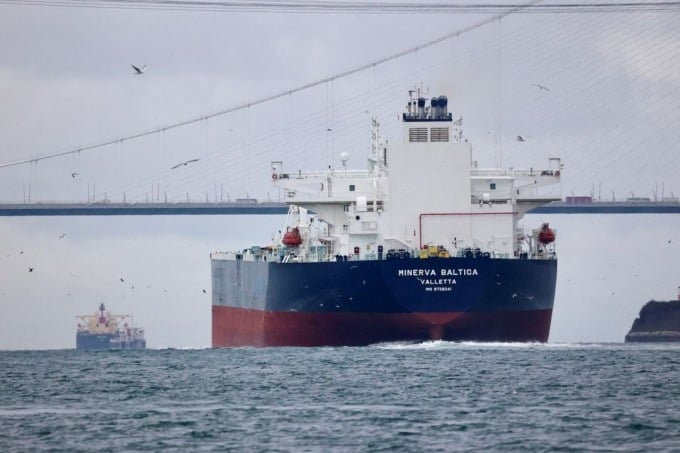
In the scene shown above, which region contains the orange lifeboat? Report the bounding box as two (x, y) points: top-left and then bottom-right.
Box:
(538, 223), (555, 244)
(282, 227), (303, 247)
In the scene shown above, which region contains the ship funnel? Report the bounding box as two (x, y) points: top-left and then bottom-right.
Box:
(430, 97), (439, 118)
(417, 97), (426, 118)
(438, 96), (448, 117)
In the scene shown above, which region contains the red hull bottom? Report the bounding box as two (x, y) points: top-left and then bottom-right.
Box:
(212, 306), (553, 347)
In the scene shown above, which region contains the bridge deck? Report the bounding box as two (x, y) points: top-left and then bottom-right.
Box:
(0, 201), (678, 216)
(0, 202), (289, 216)
(529, 201), (680, 214)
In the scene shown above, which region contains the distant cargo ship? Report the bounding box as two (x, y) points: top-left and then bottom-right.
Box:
(211, 89), (561, 347)
(76, 303), (146, 350)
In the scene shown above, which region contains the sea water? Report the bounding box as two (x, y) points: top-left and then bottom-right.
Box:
(1, 343), (678, 452)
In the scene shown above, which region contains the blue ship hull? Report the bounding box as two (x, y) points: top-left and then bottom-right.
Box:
(76, 333), (146, 350)
(76, 333), (116, 350)
(212, 256), (557, 346)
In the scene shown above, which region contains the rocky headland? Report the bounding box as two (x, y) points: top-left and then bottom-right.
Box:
(625, 300), (680, 343)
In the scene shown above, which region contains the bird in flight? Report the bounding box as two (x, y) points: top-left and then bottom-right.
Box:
(532, 83), (550, 92)
(59, 233), (66, 239)
(71, 172), (79, 178)
(516, 135), (528, 142)
(131, 64), (147, 75)
(171, 158), (200, 170)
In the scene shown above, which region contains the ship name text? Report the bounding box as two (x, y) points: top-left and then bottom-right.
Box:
(399, 267), (479, 292)
(397, 268), (478, 277)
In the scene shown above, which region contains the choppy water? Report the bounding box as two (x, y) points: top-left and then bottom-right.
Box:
(1, 343), (678, 452)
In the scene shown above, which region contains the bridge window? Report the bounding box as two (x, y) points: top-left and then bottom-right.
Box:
(349, 185), (355, 192)
(430, 127), (449, 142)
(409, 128), (428, 142)
(490, 183), (496, 190)
(367, 200), (383, 212)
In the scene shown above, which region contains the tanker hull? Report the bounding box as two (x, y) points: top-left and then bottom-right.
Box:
(211, 256), (557, 347)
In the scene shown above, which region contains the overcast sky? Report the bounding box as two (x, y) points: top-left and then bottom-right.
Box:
(1, 1), (679, 349)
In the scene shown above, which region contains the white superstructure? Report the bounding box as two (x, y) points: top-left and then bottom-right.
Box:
(247, 91), (560, 263)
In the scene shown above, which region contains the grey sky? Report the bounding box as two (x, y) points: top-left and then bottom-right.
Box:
(1, 1), (679, 349)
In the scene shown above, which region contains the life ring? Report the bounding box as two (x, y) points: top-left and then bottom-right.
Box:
(272, 173), (278, 180)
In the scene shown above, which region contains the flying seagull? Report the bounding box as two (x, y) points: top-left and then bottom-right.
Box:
(516, 135), (528, 142)
(131, 64), (147, 75)
(71, 172), (79, 178)
(171, 158), (200, 170)
(532, 83), (550, 92)
(59, 233), (66, 239)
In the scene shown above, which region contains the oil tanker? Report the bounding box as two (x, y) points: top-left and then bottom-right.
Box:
(76, 303), (146, 350)
(211, 90), (561, 346)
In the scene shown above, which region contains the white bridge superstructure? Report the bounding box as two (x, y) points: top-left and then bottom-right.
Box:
(256, 91), (560, 263)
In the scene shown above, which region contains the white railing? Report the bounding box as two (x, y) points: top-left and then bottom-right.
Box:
(471, 169), (513, 177)
(275, 169), (372, 180)
(471, 168), (560, 178)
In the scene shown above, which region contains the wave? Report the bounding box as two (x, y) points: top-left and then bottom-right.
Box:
(373, 340), (634, 350)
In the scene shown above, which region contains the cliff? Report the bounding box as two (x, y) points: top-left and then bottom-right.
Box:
(625, 300), (680, 343)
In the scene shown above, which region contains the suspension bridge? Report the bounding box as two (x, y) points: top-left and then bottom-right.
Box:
(2, 2), (679, 217)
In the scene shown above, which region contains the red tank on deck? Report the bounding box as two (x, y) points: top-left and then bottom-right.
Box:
(282, 227), (303, 247)
(538, 223), (556, 244)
